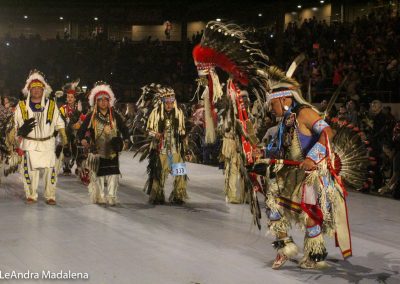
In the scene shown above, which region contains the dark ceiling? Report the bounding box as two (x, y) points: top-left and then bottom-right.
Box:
(0, 0), (373, 24)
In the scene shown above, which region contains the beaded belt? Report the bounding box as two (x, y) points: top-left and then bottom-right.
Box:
(24, 136), (52, 141)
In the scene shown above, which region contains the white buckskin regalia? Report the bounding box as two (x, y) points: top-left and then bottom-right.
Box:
(14, 70), (67, 205)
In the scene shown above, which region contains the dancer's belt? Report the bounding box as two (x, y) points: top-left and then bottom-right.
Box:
(24, 136), (53, 141)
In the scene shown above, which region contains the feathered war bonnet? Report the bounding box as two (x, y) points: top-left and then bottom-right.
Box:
(22, 69), (53, 107)
(87, 81), (117, 134)
(192, 21), (270, 143)
(88, 81), (116, 108)
(147, 85), (185, 136)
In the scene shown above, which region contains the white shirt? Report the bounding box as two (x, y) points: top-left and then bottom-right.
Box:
(14, 99), (65, 152)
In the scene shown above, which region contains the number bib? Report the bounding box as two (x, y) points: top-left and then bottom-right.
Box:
(171, 162), (187, 176)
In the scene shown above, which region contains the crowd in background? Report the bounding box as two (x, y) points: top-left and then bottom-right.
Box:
(272, 10), (400, 103)
(319, 99), (400, 199)
(1, 9), (400, 199)
(1, 10), (399, 105)
(0, 35), (196, 102)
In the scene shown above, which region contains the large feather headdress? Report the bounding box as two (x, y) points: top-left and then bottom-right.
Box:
(22, 69), (52, 98)
(192, 21), (270, 143)
(193, 21), (270, 101)
(88, 81), (116, 107)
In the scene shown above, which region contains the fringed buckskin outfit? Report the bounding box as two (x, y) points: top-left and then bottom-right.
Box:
(259, 66), (356, 269)
(145, 87), (188, 205)
(77, 82), (129, 206)
(265, 107), (352, 267)
(15, 70), (67, 205)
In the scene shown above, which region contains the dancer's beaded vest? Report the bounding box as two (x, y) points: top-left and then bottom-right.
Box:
(93, 111), (118, 159)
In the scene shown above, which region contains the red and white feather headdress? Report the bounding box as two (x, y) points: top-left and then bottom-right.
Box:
(88, 82), (116, 107)
(22, 69), (52, 98)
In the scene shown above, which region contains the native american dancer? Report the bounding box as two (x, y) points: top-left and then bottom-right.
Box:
(77, 82), (129, 206)
(57, 79), (85, 176)
(249, 65), (370, 269)
(142, 86), (188, 205)
(14, 70), (67, 205)
(193, 21), (370, 270)
(192, 21), (268, 205)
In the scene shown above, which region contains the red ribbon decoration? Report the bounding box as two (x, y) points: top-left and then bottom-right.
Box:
(323, 130), (348, 197)
(229, 81), (254, 164)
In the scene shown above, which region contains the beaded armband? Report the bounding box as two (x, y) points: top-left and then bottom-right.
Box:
(312, 119), (329, 136)
(306, 142), (326, 164)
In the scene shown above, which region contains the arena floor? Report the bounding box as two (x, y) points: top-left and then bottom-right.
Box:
(0, 152), (399, 284)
